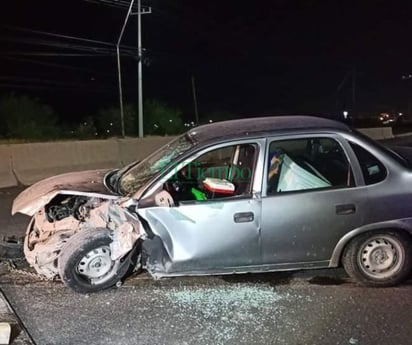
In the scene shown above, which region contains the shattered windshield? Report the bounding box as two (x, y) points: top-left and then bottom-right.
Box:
(119, 134), (195, 195)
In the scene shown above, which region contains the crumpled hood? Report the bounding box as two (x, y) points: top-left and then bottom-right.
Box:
(12, 169), (119, 216)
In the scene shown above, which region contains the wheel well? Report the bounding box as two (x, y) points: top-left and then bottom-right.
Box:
(338, 227), (412, 266)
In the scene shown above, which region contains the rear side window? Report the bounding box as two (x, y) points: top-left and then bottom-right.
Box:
(349, 142), (387, 185)
(267, 137), (354, 194)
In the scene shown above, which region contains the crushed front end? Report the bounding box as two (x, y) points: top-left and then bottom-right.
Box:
(24, 195), (142, 280)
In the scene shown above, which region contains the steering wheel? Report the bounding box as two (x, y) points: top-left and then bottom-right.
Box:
(164, 169), (201, 204)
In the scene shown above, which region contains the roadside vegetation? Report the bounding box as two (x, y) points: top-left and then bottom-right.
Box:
(0, 93), (215, 141)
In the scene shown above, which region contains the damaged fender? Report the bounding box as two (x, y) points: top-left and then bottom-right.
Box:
(24, 197), (142, 279)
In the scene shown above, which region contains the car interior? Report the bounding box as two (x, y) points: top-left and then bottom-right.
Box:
(164, 143), (258, 205)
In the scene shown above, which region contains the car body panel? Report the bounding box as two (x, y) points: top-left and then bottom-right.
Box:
(260, 186), (368, 264)
(329, 217), (412, 266)
(12, 169), (117, 216)
(138, 197), (261, 276)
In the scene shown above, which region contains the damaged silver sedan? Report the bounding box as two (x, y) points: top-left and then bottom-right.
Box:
(12, 116), (412, 292)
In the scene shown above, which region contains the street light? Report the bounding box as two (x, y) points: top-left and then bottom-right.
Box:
(401, 74), (412, 118)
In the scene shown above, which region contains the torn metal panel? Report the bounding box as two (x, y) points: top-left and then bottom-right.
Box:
(23, 196), (142, 279)
(12, 169), (117, 216)
(110, 223), (140, 261)
(24, 216), (78, 278)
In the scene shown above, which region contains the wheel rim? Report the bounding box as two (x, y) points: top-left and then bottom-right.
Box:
(358, 235), (404, 280)
(76, 246), (120, 285)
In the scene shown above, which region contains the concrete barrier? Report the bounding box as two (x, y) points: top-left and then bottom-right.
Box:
(11, 140), (120, 185)
(0, 146), (17, 188)
(382, 127), (394, 139)
(118, 136), (174, 165)
(7, 137), (174, 186)
(358, 127), (394, 140)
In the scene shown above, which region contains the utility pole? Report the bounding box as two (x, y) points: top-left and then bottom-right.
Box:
(335, 67), (357, 120)
(352, 67), (356, 119)
(191, 75), (199, 124)
(335, 69), (350, 118)
(401, 74), (412, 118)
(86, 0), (151, 137)
(134, 0), (151, 137)
(116, 0), (135, 138)
(116, 0), (151, 138)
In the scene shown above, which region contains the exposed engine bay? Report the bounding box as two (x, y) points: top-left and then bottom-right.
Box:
(25, 195), (142, 279)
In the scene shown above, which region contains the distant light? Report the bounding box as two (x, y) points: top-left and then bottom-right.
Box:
(399, 112), (403, 116)
(84, 122), (88, 126)
(343, 111), (348, 119)
(169, 119), (173, 123)
(191, 121), (195, 126)
(110, 122), (113, 126)
(154, 124), (159, 128)
(209, 119), (213, 123)
(95, 132), (98, 136)
(106, 129), (110, 133)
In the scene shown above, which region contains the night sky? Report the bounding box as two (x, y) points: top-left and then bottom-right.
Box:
(0, 0), (411, 123)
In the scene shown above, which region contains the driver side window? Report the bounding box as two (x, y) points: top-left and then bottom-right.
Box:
(165, 143), (258, 204)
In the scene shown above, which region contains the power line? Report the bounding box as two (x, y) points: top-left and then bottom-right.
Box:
(0, 83), (114, 93)
(0, 73), (138, 90)
(0, 76), (115, 93)
(3, 25), (115, 47)
(83, 0), (144, 11)
(3, 25), (139, 51)
(1, 28), (139, 58)
(0, 56), (114, 76)
(0, 75), (112, 88)
(1, 52), (117, 57)
(0, 36), (138, 57)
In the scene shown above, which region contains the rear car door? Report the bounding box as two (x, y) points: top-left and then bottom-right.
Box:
(260, 134), (368, 266)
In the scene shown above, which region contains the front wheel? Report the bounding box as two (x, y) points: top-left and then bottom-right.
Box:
(58, 228), (132, 293)
(342, 231), (412, 287)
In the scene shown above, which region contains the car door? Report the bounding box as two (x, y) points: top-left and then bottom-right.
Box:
(260, 134), (368, 266)
(137, 139), (265, 275)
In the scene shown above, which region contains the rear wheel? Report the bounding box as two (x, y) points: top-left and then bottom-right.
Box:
(342, 231), (412, 287)
(58, 228), (131, 293)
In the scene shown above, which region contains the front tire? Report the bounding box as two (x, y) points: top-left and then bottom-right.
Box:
(58, 228), (131, 293)
(342, 231), (412, 287)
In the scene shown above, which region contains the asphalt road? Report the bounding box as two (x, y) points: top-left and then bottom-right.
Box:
(2, 135), (412, 345)
(2, 270), (412, 345)
(0, 186), (27, 239)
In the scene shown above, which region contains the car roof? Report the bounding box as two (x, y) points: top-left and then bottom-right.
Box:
(187, 115), (351, 144)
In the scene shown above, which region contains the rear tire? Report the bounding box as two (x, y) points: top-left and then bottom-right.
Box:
(342, 231), (412, 287)
(58, 228), (131, 293)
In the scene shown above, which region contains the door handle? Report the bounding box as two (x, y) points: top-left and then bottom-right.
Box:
(234, 212), (254, 223)
(336, 204), (356, 215)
